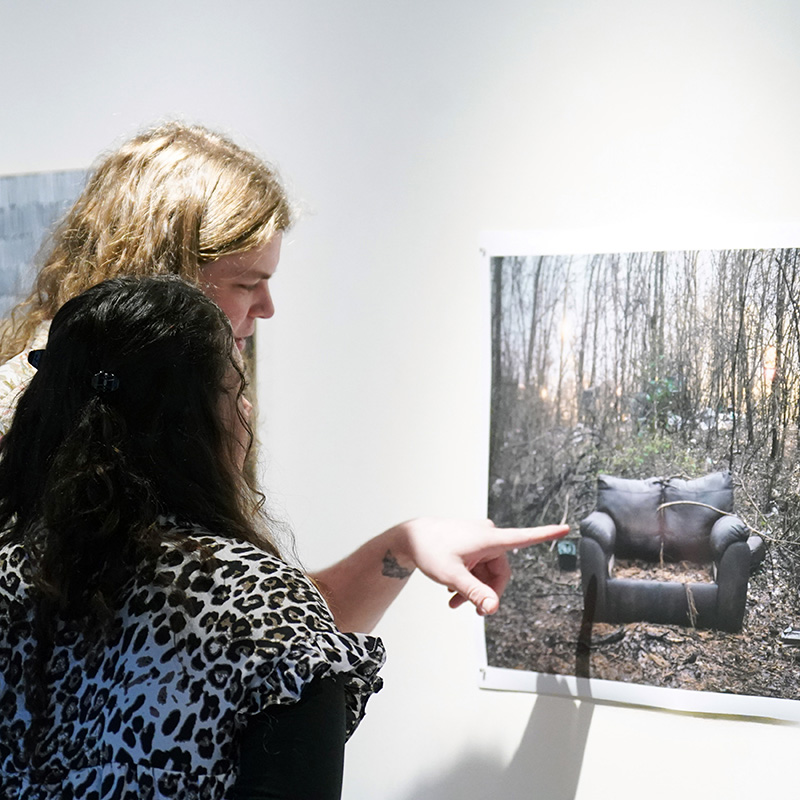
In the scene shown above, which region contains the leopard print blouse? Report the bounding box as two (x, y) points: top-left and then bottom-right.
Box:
(0, 521), (385, 799)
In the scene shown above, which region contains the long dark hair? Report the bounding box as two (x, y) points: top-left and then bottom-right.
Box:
(0, 275), (279, 764)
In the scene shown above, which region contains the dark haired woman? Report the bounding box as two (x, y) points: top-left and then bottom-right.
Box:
(0, 276), (384, 799)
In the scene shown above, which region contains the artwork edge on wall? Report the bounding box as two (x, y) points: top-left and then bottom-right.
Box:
(477, 659), (800, 723)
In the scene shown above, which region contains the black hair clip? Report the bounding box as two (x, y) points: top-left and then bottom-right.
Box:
(27, 349), (45, 369)
(91, 371), (120, 393)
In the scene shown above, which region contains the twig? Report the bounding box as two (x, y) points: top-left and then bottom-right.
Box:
(738, 479), (776, 534)
(550, 492), (573, 552)
(656, 500), (764, 536)
(560, 492), (571, 526)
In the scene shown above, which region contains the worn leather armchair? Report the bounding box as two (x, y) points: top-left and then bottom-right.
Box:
(579, 471), (763, 633)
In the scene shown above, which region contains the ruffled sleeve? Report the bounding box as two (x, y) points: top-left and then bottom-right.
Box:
(243, 628), (385, 739)
(190, 539), (385, 741)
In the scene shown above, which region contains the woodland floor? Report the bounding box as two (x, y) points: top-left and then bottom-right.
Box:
(484, 543), (800, 700)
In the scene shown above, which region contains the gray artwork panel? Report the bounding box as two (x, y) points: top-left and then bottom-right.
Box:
(0, 170), (87, 318)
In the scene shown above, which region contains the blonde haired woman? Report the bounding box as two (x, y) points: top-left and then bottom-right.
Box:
(0, 121), (568, 635)
(0, 122), (288, 429)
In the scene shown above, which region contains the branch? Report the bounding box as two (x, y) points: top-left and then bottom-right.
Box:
(656, 500), (764, 537)
(560, 491), (571, 526)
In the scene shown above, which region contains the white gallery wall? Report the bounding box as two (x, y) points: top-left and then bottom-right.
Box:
(3, 1), (800, 797)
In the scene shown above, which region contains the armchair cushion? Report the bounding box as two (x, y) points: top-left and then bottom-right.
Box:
(662, 472), (734, 561)
(596, 475), (663, 560)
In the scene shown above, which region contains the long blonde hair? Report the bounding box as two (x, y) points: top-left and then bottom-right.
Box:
(1, 122), (292, 361)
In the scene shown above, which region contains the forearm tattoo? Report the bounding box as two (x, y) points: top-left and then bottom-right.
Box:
(382, 550), (413, 579)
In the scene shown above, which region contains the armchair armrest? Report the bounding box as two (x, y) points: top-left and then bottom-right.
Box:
(710, 514), (749, 561)
(579, 511), (616, 557)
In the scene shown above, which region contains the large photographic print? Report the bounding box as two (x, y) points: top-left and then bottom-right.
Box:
(481, 231), (800, 720)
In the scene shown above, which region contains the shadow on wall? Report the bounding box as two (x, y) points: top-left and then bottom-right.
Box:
(400, 675), (594, 800)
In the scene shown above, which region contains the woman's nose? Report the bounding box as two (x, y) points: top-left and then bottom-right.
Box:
(251, 283), (274, 319)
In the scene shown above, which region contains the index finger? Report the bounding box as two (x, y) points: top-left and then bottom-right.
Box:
(488, 524), (570, 552)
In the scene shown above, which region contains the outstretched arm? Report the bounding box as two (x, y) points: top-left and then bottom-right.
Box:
(310, 518), (569, 633)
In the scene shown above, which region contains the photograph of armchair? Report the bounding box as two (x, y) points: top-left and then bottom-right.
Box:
(579, 471), (763, 633)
